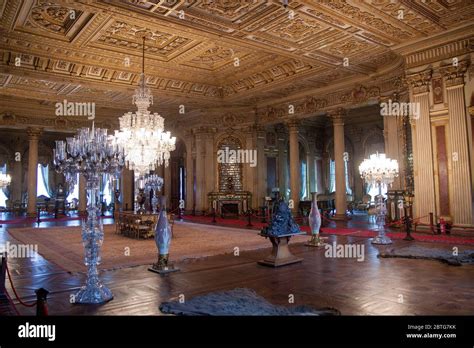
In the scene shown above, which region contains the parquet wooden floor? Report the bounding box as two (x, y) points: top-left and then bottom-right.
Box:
(2, 218), (473, 316)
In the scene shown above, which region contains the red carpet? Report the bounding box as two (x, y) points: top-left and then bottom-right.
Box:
(182, 215), (474, 246)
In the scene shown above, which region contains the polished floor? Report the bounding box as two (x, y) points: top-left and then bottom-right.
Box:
(1, 214), (473, 316)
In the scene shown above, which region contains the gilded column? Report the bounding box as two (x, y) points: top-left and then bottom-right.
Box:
(244, 127), (256, 207)
(11, 143), (22, 204)
(193, 129), (206, 213)
(120, 169), (133, 212)
(256, 125), (267, 206)
(164, 163), (171, 209)
(204, 128), (216, 211)
(276, 127), (288, 198)
(442, 61), (473, 225)
(184, 130), (194, 213)
(330, 109), (347, 220)
(287, 120), (300, 213)
(407, 69), (436, 223)
(308, 140), (316, 194)
(78, 174), (87, 214)
(382, 95), (404, 190)
(26, 127), (42, 217)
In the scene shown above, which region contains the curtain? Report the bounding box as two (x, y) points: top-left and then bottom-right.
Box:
(329, 160), (335, 193)
(102, 174), (112, 205)
(66, 174), (79, 202)
(299, 161), (307, 200)
(0, 164), (9, 208)
(345, 161), (352, 195)
(39, 164), (53, 198)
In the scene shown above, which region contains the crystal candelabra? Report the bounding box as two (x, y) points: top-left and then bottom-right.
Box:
(53, 125), (124, 304)
(359, 153), (399, 244)
(144, 174), (163, 213)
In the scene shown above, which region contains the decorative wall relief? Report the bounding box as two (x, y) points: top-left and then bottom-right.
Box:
(432, 78), (444, 104)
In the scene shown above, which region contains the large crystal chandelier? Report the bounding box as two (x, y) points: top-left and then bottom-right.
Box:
(359, 153), (399, 245)
(114, 35), (176, 176)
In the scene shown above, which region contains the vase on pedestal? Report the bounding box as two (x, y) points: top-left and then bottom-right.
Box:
(306, 192), (324, 247)
(149, 196), (179, 274)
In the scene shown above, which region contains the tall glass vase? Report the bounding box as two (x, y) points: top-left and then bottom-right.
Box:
(74, 175), (113, 304)
(149, 196), (178, 273)
(306, 192), (323, 247)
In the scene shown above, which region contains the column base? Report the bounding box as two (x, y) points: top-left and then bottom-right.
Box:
(332, 213), (347, 221)
(26, 212), (36, 218)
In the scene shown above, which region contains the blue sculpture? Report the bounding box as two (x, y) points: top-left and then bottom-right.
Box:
(261, 198), (300, 237)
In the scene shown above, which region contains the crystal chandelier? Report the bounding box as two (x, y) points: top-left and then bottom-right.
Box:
(144, 174), (164, 214)
(54, 125), (125, 304)
(114, 36), (176, 176)
(0, 173), (11, 188)
(359, 153), (399, 187)
(359, 153), (399, 245)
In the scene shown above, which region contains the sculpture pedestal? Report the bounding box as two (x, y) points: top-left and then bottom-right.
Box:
(258, 232), (305, 267)
(148, 254), (180, 274)
(148, 265), (180, 274)
(305, 234), (328, 247)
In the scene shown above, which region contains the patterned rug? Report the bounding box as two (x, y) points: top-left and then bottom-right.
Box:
(160, 288), (340, 316)
(6, 222), (307, 273)
(183, 215), (474, 245)
(378, 245), (474, 266)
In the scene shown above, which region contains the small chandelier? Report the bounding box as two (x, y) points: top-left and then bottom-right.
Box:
(114, 35), (176, 176)
(359, 153), (399, 245)
(359, 153), (399, 187)
(0, 173), (11, 188)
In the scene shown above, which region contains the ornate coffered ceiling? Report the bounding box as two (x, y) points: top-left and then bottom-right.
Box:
(0, 0), (473, 130)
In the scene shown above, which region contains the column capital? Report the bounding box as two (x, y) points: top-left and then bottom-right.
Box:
(406, 69), (432, 94)
(26, 127), (43, 140)
(440, 60), (469, 88)
(286, 119), (300, 132)
(328, 108), (346, 125)
(469, 106), (474, 117)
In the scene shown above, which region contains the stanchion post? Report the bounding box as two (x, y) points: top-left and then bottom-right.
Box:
(0, 253), (6, 295)
(403, 207), (414, 241)
(35, 288), (49, 316)
(212, 207), (216, 223)
(246, 209), (253, 228)
(36, 207), (41, 225)
(429, 212), (435, 234)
